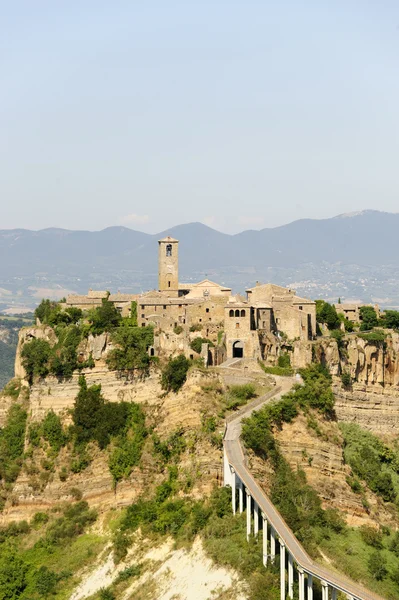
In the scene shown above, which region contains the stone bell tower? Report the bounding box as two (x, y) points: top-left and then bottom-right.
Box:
(158, 236), (179, 293)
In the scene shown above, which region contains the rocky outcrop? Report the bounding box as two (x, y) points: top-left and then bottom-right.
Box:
(14, 325), (57, 380)
(250, 413), (397, 529)
(0, 368), (224, 524)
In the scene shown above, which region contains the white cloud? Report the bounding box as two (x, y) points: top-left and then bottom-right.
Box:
(237, 215), (265, 228)
(202, 215), (217, 227)
(120, 213), (150, 225)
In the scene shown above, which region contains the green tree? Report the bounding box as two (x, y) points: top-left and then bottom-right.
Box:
(89, 299), (121, 334)
(0, 404), (27, 483)
(161, 355), (189, 393)
(0, 549), (28, 600)
(381, 310), (399, 330)
(21, 338), (52, 383)
(359, 306), (378, 331)
(315, 300), (340, 330)
(106, 326), (153, 372)
(42, 410), (66, 452)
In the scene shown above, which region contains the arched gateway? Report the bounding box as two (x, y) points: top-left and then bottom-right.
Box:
(232, 340), (244, 358)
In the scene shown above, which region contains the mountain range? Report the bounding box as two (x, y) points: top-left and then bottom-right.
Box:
(1, 210), (399, 310)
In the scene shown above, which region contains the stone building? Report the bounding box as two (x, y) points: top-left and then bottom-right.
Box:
(334, 302), (380, 324)
(65, 236), (316, 365)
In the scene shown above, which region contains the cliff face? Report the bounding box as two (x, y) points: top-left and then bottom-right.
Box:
(1, 326), (225, 523)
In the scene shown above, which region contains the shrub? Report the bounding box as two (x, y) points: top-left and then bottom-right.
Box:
(32, 511), (50, 528)
(277, 353), (291, 368)
(189, 323), (202, 332)
(340, 423), (397, 503)
(115, 565), (141, 583)
(99, 587), (115, 600)
(41, 501), (97, 547)
(161, 355), (189, 393)
(3, 379), (22, 400)
(360, 525), (383, 549)
(173, 325), (183, 335)
(259, 364), (294, 376)
(341, 371), (352, 388)
(368, 551), (388, 580)
(190, 337), (214, 354)
(358, 330), (386, 343)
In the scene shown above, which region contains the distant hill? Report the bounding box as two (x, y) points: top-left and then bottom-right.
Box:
(1, 210), (399, 309)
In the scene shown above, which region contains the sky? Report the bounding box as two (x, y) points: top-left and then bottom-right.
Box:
(1, 1), (399, 234)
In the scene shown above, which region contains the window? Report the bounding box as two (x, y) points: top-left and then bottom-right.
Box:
(299, 306), (303, 310)
(235, 310), (240, 317)
(168, 281), (171, 288)
(229, 309), (234, 317)
(166, 244), (172, 256)
(141, 323), (145, 327)
(163, 305), (166, 309)
(141, 305), (144, 309)
(206, 308), (209, 313)
(199, 318), (202, 322)
(141, 314), (145, 318)
(236, 322), (240, 329)
(179, 304), (182, 308)
(241, 310), (246, 317)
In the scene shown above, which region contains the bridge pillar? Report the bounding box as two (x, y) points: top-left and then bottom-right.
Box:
(298, 567), (304, 600)
(262, 513), (268, 566)
(280, 541), (286, 600)
(246, 492), (251, 540)
(307, 573), (313, 600)
(254, 501), (259, 537)
(288, 553), (294, 599)
(231, 468), (236, 515)
(331, 589), (337, 600)
(238, 480), (244, 513)
(270, 527), (276, 563)
(223, 450), (230, 486)
(321, 581), (329, 600)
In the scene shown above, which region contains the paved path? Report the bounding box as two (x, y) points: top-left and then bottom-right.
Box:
(224, 377), (385, 600)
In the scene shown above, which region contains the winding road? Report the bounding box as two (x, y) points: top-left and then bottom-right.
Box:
(224, 376), (386, 600)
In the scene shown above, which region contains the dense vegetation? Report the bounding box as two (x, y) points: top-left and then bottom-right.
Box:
(242, 365), (399, 596)
(20, 299), (153, 383)
(340, 423), (399, 504)
(71, 376), (149, 483)
(0, 314), (33, 390)
(0, 404), (28, 490)
(189, 337), (214, 354)
(0, 500), (99, 599)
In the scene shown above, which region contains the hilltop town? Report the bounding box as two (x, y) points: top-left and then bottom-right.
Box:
(3, 237), (399, 600)
(62, 236), (317, 368)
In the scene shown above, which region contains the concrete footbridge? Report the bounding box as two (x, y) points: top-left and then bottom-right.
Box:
(223, 379), (385, 600)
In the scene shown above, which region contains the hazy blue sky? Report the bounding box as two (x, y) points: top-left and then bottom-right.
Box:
(1, 1), (399, 233)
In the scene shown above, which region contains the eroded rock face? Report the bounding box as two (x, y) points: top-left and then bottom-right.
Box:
(0, 369), (224, 524)
(14, 326), (57, 380)
(264, 414), (397, 528)
(77, 333), (109, 362)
